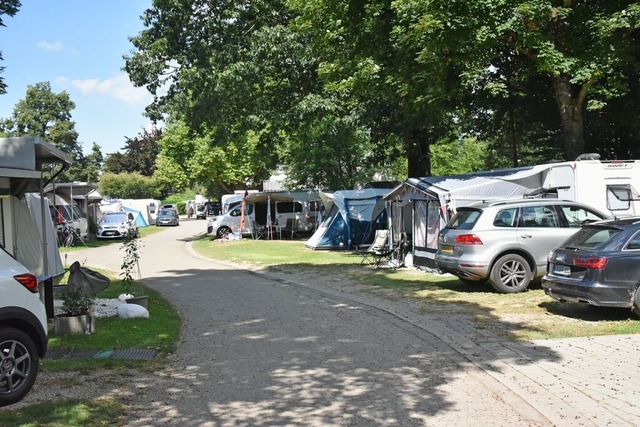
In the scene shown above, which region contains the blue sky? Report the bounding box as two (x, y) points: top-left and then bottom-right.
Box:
(0, 0), (154, 155)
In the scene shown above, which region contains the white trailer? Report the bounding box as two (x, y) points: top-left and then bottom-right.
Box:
(541, 159), (640, 218)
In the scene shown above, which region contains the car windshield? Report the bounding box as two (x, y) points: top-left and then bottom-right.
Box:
(159, 209), (175, 216)
(446, 208), (481, 230)
(102, 214), (127, 224)
(559, 225), (622, 250)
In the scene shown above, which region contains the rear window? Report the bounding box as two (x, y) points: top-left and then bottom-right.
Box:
(559, 226), (621, 250)
(446, 209), (481, 230)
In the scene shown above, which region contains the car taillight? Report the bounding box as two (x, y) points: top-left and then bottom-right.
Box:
(573, 257), (608, 269)
(14, 273), (39, 293)
(455, 234), (483, 245)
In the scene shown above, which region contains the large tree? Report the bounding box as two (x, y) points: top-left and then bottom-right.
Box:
(394, 0), (640, 161)
(0, 81), (82, 158)
(104, 127), (162, 176)
(126, 0), (383, 190)
(0, 81), (88, 181)
(0, 0), (20, 95)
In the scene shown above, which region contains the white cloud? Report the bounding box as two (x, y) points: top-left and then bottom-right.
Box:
(67, 74), (151, 105)
(37, 41), (63, 51)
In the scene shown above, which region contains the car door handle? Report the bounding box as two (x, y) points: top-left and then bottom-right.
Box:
(521, 234), (533, 239)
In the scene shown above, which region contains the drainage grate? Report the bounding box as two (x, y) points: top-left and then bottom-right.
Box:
(111, 349), (157, 360)
(45, 348), (156, 360)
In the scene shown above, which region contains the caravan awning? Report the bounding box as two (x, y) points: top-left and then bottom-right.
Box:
(0, 137), (73, 197)
(244, 193), (295, 203)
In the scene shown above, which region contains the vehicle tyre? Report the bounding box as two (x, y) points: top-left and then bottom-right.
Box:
(63, 232), (74, 248)
(216, 226), (231, 239)
(0, 327), (40, 407)
(489, 254), (532, 293)
(632, 287), (640, 317)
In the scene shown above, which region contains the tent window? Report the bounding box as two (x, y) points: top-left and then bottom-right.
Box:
(426, 201), (440, 250)
(276, 201), (302, 214)
(606, 185), (631, 211)
(413, 201), (427, 248)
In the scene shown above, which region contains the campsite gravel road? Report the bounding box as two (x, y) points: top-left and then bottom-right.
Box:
(28, 219), (550, 425)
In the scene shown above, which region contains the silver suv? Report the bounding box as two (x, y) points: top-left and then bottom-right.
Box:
(435, 199), (609, 293)
(0, 248), (48, 406)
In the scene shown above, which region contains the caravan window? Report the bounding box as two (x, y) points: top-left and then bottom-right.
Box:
(229, 204), (253, 217)
(276, 202), (302, 214)
(606, 185), (632, 211)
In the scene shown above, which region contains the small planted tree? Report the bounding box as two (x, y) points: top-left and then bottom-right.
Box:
(120, 231), (148, 308)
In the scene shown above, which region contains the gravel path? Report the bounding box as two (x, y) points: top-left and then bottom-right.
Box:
(7, 219), (639, 426)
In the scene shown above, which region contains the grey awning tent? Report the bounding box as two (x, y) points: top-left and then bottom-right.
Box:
(383, 165), (553, 268)
(0, 137), (72, 282)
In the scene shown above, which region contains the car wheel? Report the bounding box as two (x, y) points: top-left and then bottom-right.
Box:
(632, 287), (640, 317)
(0, 327), (40, 407)
(216, 226), (231, 239)
(489, 254), (532, 293)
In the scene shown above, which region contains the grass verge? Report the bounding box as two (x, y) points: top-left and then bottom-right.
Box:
(192, 236), (640, 340)
(1, 398), (124, 426)
(45, 270), (181, 371)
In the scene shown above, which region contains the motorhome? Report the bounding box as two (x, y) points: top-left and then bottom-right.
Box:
(207, 190), (321, 238)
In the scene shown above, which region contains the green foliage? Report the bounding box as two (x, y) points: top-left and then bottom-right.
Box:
(104, 127), (162, 176)
(124, 0), (640, 190)
(98, 172), (160, 199)
(119, 232), (142, 296)
(0, 82), (85, 175)
(0, 0), (21, 95)
(431, 138), (490, 176)
(59, 285), (95, 317)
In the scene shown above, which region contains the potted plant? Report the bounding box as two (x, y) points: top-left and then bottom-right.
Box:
(120, 231), (148, 308)
(54, 283), (96, 334)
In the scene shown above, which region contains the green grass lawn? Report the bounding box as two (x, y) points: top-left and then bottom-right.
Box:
(45, 271), (181, 371)
(193, 236), (640, 340)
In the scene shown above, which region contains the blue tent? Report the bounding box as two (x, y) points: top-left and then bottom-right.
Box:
(123, 206), (149, 227)
(305, 189), (390, 250)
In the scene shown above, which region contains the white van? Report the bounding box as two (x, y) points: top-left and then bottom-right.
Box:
(48, 194), (88, 239)
(206, 191), (321, 239)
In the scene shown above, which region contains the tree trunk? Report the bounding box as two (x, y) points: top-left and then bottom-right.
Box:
(551, 75), (586, 161)
(406, 129), (430, 178)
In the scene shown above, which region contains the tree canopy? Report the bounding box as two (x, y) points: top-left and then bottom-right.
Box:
(0, 0), (20, 95)
(120, 0), (636, 191)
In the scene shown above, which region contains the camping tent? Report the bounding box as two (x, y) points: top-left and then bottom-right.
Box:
(123, 206), (149, 227)
(383, 165), (557, 268)
(305, 188), (390, 250)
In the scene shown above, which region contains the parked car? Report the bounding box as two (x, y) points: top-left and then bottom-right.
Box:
(161, 204), (178, 213)
(0, 248), (48, 406)
(97, 212), (138, 239)
(542, 218), (640, 316)
(435, 199), (609, 293)
(156, 208), (180, 226)
(196, 203), (206, 220)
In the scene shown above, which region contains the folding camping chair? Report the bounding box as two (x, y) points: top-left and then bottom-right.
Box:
(359, 230), (395, 269)
(251, 220), (268, 240)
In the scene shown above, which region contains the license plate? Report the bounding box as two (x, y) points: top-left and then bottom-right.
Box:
(553, 265), (571, 276)
(441, 245), (454, 255)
